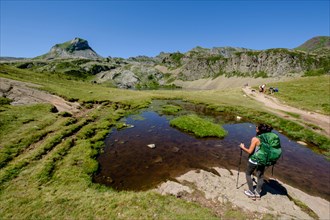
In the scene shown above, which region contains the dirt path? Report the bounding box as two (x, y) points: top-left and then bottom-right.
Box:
(156, 168), (330, 219)
(242, 86), (330, 137)
(0, 77), (80, 114)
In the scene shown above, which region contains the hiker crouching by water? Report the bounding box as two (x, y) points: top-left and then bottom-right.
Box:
(239, 124), (281, 199)
(259, 84), (266, 93)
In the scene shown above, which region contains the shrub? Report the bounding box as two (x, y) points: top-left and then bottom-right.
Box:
(170, 52), (184, 63)
(0, 97), (12, 105)
(59, 112), (72, 117)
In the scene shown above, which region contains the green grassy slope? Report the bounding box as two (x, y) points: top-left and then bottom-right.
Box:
(267, 75), (330, 115)
(0, 103), (219, 219)
(296, 36), (330, 52)
(0, 64), (329, 219)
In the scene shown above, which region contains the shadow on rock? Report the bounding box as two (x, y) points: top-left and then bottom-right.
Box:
(261, 178), (288, 197)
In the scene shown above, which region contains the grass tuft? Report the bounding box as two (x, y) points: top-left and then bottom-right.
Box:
(170, 114), (227, 138)
(162, 104), (182, 114)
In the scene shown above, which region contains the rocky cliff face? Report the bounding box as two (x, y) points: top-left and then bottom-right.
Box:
(37, 38), (102, 60)
(96, 60), (165, 89)
(156, 47), (329, 81)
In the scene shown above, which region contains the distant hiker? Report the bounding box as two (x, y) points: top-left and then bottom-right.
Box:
(259, 84), (266, 93)
(239, 124), (282, 199)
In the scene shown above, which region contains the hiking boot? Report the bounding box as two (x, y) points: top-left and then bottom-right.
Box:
(255, 191), (261, 200)
(244, 190), (255, 199)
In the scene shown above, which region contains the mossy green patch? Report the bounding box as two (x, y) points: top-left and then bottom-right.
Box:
(170, 114), (227, 138)
(162, 104), (182, 114)
(287, 194), (319, 219)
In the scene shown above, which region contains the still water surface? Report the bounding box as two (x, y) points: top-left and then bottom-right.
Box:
(94, 106), (330, 201)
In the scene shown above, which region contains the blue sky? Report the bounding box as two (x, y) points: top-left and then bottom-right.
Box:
(1, 0), (329, 58)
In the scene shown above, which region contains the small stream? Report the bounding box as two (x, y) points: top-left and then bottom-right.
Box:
(94, 101), (330, 201)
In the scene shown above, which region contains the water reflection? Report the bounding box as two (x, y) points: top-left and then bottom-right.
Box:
(94, 110), (330, 201)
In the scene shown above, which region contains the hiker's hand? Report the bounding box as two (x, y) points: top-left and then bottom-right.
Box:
(240, 143), (244, 149)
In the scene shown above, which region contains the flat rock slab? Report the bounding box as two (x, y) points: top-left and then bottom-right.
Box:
(0, 77), (80, 113)
(155, 168), (329, 219)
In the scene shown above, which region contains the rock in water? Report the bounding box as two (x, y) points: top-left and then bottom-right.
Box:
(297, 141), (308, 146)
(147, 144), (156, 149)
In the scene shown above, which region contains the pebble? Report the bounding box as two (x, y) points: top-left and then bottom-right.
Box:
(147, 144), (156, 149)
(297, 141), (307, 146)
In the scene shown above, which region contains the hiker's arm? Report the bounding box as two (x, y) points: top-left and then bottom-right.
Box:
(240, 137), (259, 154)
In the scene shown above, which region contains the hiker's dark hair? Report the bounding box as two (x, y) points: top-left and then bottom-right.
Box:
(256, 124), (273, 135)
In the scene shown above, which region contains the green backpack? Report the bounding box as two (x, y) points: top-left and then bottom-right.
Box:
(250, 132), (282, 166)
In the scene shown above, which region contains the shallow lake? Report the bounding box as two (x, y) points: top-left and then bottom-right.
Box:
(94, 101), (330, 201)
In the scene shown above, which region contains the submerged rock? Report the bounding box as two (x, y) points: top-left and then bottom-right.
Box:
(153, 155), (163, 163)
(171, 146), (180, 153)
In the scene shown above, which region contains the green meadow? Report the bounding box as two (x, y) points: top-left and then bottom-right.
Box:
(0, 63), (329, 219)
(267, 75), (330, 115)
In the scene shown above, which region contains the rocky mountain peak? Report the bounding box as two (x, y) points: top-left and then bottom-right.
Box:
(37, 37), (102, 60)
(66, 37), (91, 51)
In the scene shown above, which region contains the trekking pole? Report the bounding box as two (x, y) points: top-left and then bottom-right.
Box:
(236, 148), (243, 189)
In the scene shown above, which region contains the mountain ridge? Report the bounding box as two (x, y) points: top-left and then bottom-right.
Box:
(296, 36), (330, 53)
(1, 36), (329, 60)
(1, 36), (329, 89)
